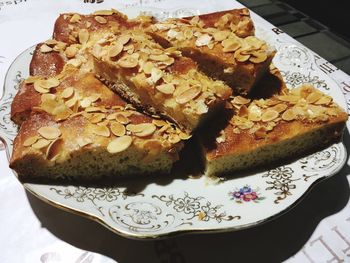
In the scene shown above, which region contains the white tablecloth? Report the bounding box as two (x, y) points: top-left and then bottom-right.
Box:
(1, 1), (350, 262)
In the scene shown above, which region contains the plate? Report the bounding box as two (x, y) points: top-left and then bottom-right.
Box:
(0, 7), (348, 239)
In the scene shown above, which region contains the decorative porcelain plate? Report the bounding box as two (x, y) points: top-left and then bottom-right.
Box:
(0, 7), (348, 239)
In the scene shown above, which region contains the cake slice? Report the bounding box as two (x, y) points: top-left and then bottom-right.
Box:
(10, 106), (186, 179)
(200, 85), (348, 177)
(92, 30), (232, 132)
(148, 8), (275, 95)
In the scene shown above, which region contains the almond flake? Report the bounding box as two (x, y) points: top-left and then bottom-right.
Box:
(117, 34), (131, 45)
(80, 98), (92, 108)
(45, 39), (58, 46)
(69, 14), (81, 23)
(65, 46), (79, 58)
(107, 135), (133, 154)
(176, 86), (201, 104)
(110, 122), (126, 137)
(117, 54), (139, 68)
(77, 137), (93, 147)
(61, 87), (74, 99)
(91, 124), (110, 137)
(306, 92), (323, 104)
(143, 61), (154, 74)
(315, 96), (332, 105)
(108, 43), (123, 58)
(222, 38), (240, 52)
(89, 113), (105, 123)
(31, 138), (51, 149)
(67, 58), (82, 68)
(195, 34), (212, 47)
(232, 96), (251, 105)
(116, 114), (130, 124)
(94, 15), (107, 24)
(213, 30), (230, 42)
(93, 10), (114, 16)
(25, 76), (40, 84)
(150, 68), (163, 83)
(152, 119), (167, 127)
(38, 126), (61, 140)
(249, 51), (267, 63)
(156, 83), (175, 94)
(126, 123), (156, 137)
(261, 109), (279, 122)
(23, 136), (40, 147)
(149, 54), (170, 62)
(282, 109), (296, 121)
(271, 103), (288, 113)
(78, 29), (89, 44)
(40, 44), (53, 53)
(46, 138), (63, 160)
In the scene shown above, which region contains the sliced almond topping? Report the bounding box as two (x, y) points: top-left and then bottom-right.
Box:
(156, 83), (175, 95)
(195, 34), (212, 47)
(222, 38), (240, 52)
(38, 126), (61, 140)
(40, 44), (53, 53)
(31, 138), (51, 149)
(45, 78), (60, 89)
(65, 46), (79, 58)
(176, 86), (201, 104)
(70, 14), (81, 23)
(249, 50), (267, 63)
(45, 39), (58, 46)
(25, 76), (40, 84)
(78, 29), (89, 44)
(117, 34), (131, 45)
(77, 137), (93, 147)
(89, 94), (101, 103)
(282, 108), (296, 121)
(46, 138), (63, 160)
(306, 91), (323, 104)
(110, 122), (126, 137)
(179, 131), (192, 140)
(261, 109), (279, 122)
(67, 58), (82, 68)
(126, 123), (157, 137)
(91, 124), (110, 137)
(80, 98), (92, 108)
(143, 61), (154, 74)
(149, 54), (170, 62)
(117, 54), (139, 68)
(142, 140), (162, 155)
(94, 15), (107, 24)
(183, 29), (194, 39)
(271, 103), (288, 113)
(89, 113), (106, 123)
(94, 10), (114, 16)
(315, 96), (332, 105)
(232, 96), (251, 105)
(168, 133), (181, 144)
(23, 136), (40, 147)
(108, 42), (123, 58)
(234, 51), (250, 62)
(107, 135), (133, 154)
(116, 114), (130, 124)
(152, 119), (167, 127)
(34, 82), (49, 94)
(61, 87), (74, 99)
(150, 68), (163, 83)
(213, 30), (230, 42)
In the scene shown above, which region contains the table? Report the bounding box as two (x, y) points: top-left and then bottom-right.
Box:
(1, 1), (350, 262)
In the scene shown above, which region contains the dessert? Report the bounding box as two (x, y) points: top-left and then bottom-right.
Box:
(201, 85), (348, 177)
(92, 30), (232, 132)
(148, 8), (275, 95)
(10, 106), (186, 179)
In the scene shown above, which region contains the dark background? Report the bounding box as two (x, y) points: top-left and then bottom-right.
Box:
(238, 0), (350, 74)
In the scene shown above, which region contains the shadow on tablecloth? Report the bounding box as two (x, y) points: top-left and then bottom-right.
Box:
(27, 129), (350, 263)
